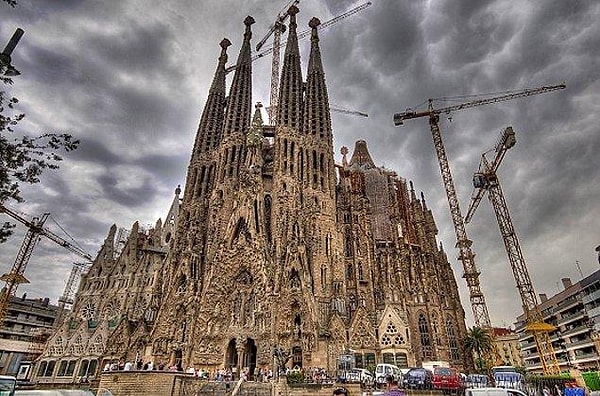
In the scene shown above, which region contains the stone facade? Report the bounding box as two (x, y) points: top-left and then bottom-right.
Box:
(31, 8), (471, 385)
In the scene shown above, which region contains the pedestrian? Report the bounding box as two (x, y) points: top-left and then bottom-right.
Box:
(543, 387), (552, 396)
(384, 375), (405, 396)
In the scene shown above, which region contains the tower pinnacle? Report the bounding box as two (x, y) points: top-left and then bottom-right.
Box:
(277, 5), (303, 130)
(223, 16), (254, 139)
(303, 16), (331, 139)
(193, 38), (231, 154)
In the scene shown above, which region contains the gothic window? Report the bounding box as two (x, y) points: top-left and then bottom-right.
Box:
(346, 264), (354, 280)
(345, 229), (353, 257)
(418, 313), (432, 359)
(294, 314), (302, 339)
(236, 269), (254, 285)
(358, 262), (364, 280)
(80, 302), (96, 320)
(290, 269), (301, 289)
(104, 301), (119, 320)
(190, 256), (198, 280)
(177, 275), (187, 293)
(320, 265), (327, 290)
(264, 195), (272, 243)
(446, 316), (460, 361)
(253, 199), (260, 233)
(431, 313), (440, 346)
(232, 217), (248, 243)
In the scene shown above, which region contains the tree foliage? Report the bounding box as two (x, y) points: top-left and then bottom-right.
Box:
(464, 326), (493, 373)
(1, 80), (79, 242)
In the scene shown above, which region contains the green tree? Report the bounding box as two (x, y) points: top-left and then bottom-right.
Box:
(464, 326), (493, 373)
(1, 70), (79, 242)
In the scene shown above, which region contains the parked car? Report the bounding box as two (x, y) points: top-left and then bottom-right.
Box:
(433, 366), (464, 394)
(374, 363), (403, 386)
(345, 368), (374, 385)
(465, 374), (489, 388)
(403, 367), (433, 389)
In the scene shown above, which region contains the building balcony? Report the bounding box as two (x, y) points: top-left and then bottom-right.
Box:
(557, 311), (586, 326)
(582, 290), (600, 305)
(572, 352), (599, 362)
(561, 324), (591, 338)
(567, 338), (594, 349)
(554, 299), (582, 313)
(587, 306), (600, 318)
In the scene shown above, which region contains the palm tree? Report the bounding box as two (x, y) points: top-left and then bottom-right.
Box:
(464, 327), (493, 373)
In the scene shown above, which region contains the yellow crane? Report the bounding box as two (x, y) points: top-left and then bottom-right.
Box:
(393, 83), (566, 328)
(464, 126), (560, 375)
(0, 204), (92, 323)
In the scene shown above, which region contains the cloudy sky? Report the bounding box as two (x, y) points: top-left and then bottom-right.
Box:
(1, 0), (599, 328)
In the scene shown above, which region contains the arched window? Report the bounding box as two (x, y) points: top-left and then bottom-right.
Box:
(418, 313), (432, 359)
(446, 316), (460, 360)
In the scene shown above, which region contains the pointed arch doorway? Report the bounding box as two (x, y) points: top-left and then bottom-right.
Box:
(226, 338), (258, 380)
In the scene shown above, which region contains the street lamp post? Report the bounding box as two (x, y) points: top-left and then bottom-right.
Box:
(0, 28), (24, 76)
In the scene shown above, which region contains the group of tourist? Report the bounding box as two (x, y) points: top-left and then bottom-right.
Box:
(102, 360), (177, 372)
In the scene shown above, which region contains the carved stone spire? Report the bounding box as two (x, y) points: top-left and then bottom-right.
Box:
(223, 16), (254, 139)
(349, 140), (375, 169)
(193, 39), (231, 154)
(302, 17), (332, 139)
(277, 5), (303, 130)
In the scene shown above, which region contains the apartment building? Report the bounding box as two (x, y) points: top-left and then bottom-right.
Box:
(516, 271), (600, 373)
(0, 294), (58, 379)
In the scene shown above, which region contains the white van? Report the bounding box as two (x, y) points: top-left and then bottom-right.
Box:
(374, 363), (402, 385)
(465, 387), (529, 396)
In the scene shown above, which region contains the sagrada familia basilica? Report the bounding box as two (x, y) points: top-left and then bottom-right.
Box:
(32, 6), (472, 384)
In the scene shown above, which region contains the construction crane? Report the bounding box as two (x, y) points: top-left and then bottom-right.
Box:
(464, 127), (560, 374)
(0, 204), (92, 324)
(393, 83), (566, 328)
(265, 103), (368, 119)
(226, 1), (372, 123)
(255, 0), (299, 123)
(330, 106), (368, 118)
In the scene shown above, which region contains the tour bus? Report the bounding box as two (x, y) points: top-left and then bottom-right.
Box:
(0, 376), (16, 396)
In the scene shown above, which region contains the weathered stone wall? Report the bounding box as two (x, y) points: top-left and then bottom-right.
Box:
(97, 371), (184, 396)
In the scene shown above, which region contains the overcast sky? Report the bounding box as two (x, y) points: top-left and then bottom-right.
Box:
(1, 0), (599, 328)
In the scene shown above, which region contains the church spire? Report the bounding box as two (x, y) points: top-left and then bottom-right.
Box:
(222, 16), (254, 139)
(193, 39), (231, 154)
(302, 17), (332, 139)
(277, 5), (303, 130)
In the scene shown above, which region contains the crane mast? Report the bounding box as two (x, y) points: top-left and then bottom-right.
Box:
(393, 83), (566, 329)
(465, 127), (560, 375)
(0, 204), (92, 324)
(0, 213), (48, 323)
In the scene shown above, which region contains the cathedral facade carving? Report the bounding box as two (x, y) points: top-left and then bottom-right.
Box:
(32, 7), (471, 384)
